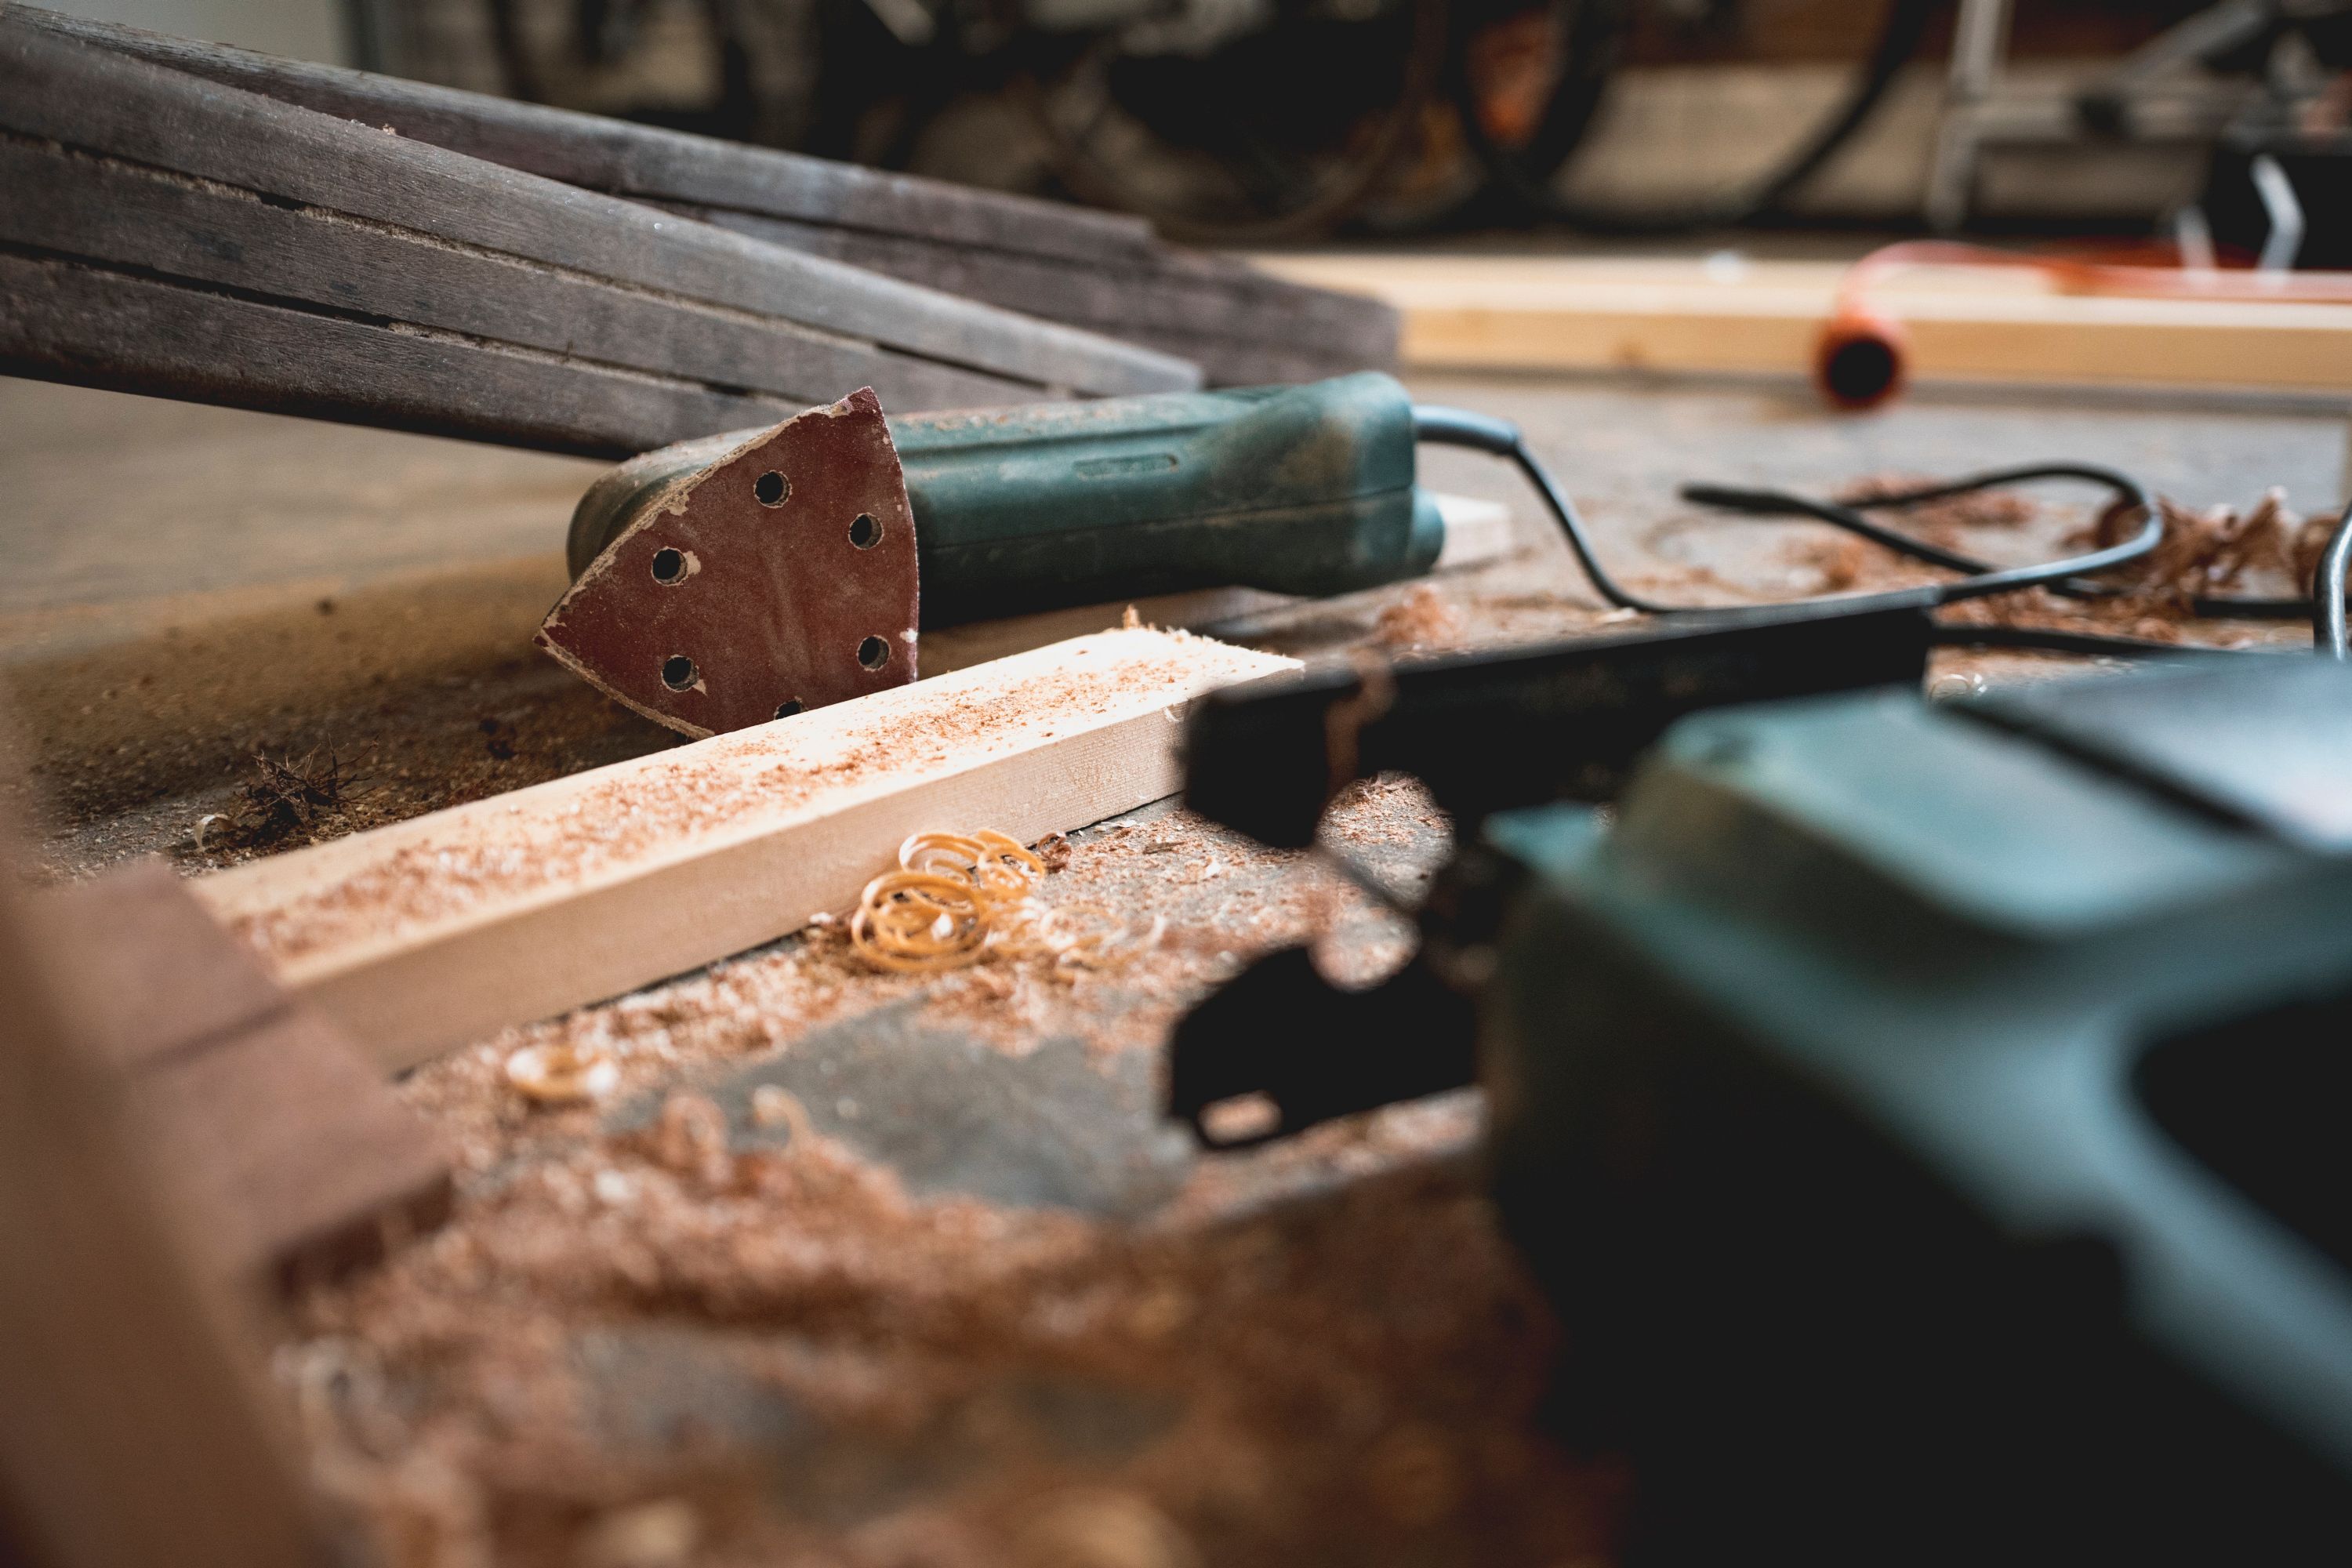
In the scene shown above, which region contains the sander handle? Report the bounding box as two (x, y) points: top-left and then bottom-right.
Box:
(568, 374), (1456, 625)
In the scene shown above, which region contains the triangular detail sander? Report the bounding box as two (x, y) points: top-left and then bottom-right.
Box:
(538, 388), (918, 739)
(545, 373), (1526, 739)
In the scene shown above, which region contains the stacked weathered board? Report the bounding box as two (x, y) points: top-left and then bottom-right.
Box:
(30, 7), (1399, 388)
(0, 11), (1195, 459)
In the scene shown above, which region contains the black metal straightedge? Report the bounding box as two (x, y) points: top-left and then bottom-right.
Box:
(1182, 599), (1934, 851)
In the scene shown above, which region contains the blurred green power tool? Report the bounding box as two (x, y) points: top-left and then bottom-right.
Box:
(539, 373), (1493, 737)
(1171, 615), (2352, 1563)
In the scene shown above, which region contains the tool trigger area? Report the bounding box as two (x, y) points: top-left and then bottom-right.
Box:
(536, 388), (920, 739)
(1167, 946), (1478, 1149)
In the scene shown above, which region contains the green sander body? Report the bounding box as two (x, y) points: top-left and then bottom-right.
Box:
(548, 374), (1448, 734)
(1172, 631), (2352, 1560)
(1479, 660), (2352, 1559)
(564, 372), (1444, 618)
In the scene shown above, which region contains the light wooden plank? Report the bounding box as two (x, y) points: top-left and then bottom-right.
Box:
(193, 628), (1297, 1070)
(1252, 253), (2352, 396)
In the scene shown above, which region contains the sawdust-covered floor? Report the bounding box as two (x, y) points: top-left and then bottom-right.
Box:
(2, 373), (2345, 1565)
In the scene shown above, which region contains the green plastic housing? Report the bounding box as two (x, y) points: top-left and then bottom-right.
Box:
(891, 372), (1443, 623)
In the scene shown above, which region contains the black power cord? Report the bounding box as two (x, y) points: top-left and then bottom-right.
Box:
(1413, 405), (2161, 618)
(1414, 405), (2352, 662)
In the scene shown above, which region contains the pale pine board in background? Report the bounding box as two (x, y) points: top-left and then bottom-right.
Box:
(1255, 254), (2352, 399)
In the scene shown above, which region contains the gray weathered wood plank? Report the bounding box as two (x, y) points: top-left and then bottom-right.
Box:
(0, 249), (804, 458)
(27, 6), (1394, 386)
(0, 13), (1196, 402)
(29, 5), (1161, 269)
(0, 136), (1031, 415)
(674, 203), (1400, 376)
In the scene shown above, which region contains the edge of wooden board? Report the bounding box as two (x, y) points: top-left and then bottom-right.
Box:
(1252, 254), (2352, 395)
(191, 628), (1296, 1070)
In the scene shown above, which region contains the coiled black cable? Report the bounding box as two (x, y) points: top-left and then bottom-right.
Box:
(1414, 405), (2352, 664)
(1412, 405), (2162, 620)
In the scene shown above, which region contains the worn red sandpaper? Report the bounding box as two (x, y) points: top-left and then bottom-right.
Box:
(538, 388), (920, 738)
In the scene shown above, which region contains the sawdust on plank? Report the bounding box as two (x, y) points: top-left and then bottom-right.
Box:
(396, 778), (1443, 1174)
(214, 630), (1279, 968)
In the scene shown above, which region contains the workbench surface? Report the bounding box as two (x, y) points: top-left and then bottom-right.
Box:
(3, 372), (2343, 1566)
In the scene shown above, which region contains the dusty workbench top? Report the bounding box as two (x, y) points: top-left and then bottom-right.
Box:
(2, 372), (2344, 1565)
(3, 373), (2342, 880)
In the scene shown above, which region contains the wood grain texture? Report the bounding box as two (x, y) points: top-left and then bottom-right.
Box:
(0, 138), (1028, 416)
(38, 862), (453, 1294)
(29, 6), (1395, 387)
(674, 205), (1401, 387)
(193, 629), (1298, 1070)
(32, 5), (1158, 269)
(0, 851), (319, 1568)
(0, 249), (800, 459)
(1253, 253), (2352, 397)
(0, 13), (1195, 446)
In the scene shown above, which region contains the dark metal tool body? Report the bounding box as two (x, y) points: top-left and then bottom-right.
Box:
(547, 373), (1449, 735)
(1171, 633), (2352, 1559)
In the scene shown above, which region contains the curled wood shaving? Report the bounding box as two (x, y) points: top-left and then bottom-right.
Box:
(2076, 490), (2307, 610)
(503, 1040), (617, 1105)
(849, 829), (1158, 978)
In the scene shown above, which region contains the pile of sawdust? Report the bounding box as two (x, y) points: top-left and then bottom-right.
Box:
(275, 781), (1619, 1566)
(1792, 480), (2327, 647)
(287, 1102), (1613, 1568)
(1941, 489), (2328, 645)
(2074, 488), (2332, 612)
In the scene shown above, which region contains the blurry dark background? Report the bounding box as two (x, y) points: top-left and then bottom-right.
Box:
(42, 1), (2352, 255)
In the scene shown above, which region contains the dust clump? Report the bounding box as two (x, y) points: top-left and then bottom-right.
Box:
(1373, 584), (1464, 652)
(220, 746), (369, 848)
